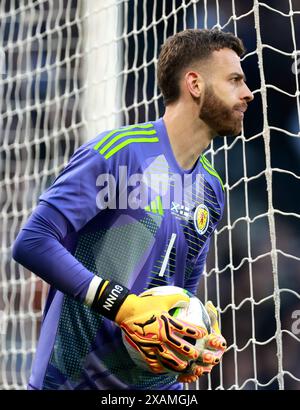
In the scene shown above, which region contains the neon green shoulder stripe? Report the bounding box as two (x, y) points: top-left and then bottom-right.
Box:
(201, 154), (216, 172)
(104, 136), (159, 159)
(200, 155), (224, 191)
(93, 123), (154, 151)
(99, 130), (157, 155)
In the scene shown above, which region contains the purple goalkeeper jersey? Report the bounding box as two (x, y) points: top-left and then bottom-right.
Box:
(22, 118), (225, 390)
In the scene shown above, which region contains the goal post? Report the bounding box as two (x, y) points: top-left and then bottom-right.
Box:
(81, 0), (123, 137)
(1, 0), (300, 390)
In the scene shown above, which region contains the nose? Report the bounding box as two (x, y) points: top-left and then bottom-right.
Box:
(243, 83), (254, 103)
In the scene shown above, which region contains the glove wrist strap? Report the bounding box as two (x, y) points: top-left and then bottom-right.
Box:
(91, 280), (130, 321)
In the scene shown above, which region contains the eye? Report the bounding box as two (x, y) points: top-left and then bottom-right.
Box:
(230, 76), (245, 86)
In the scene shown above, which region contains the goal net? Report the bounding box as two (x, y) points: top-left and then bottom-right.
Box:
(1, 0), (299, 390)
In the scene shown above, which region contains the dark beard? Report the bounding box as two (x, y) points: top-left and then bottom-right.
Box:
(199, 85), (243, 136)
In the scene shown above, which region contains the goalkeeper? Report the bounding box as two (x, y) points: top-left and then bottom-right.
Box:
(13, 29), (253, 390)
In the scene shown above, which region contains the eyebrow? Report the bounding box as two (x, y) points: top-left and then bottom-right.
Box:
(229, 72), (247, 82)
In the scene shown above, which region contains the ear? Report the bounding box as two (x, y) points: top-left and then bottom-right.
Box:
(184, 70), (204, 99)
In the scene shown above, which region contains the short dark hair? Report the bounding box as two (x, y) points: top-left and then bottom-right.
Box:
(157, 29), (245, 105)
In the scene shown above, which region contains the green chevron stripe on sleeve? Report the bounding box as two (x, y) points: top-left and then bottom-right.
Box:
(200, 155), (224, 191)
(93, 123), (154, 151)
(104, 136), (159, 159)
(99, 130), (157, 155)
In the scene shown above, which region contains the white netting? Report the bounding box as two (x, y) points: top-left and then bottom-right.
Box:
(1, 0), (300, 390)
(0, 0), (84, 389)
(197, 0), (300, 390)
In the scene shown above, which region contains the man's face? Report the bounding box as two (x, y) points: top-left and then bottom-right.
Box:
(199, 48), (254, 136)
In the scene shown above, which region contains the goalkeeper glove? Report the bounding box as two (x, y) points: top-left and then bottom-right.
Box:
(177, 301), (227, 383)
(91, 280), (208, 374)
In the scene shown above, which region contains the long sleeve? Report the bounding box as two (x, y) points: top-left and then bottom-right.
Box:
(12, 201), (95, 303)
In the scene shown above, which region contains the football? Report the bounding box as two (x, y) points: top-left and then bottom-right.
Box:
(121, 285), (211, 373)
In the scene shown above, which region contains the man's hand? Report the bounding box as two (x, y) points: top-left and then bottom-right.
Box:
(177, 301), (227, 383)
(91, 280), (223, 380)
(115, 292), (208, 374)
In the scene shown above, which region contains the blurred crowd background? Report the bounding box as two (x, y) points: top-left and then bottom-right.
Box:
(0, 0), (299, 389)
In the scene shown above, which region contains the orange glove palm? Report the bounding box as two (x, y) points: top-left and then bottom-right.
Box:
(177, 301), (227, 383)
(116, 293), (208, 374)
